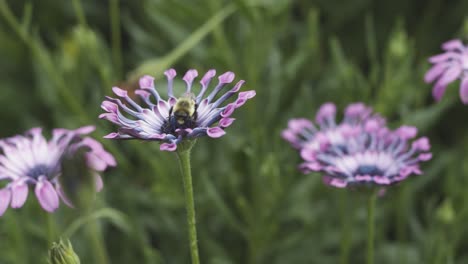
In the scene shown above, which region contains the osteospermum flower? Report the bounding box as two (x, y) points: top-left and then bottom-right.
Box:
(424, 39), (468, 104)
(100, 69), (256, 151)
(0, 126), (116, 216)
(283, 103), (432, 188)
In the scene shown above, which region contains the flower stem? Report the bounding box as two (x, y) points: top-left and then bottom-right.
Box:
(177, 148), (200, 264)
(367, 191), (377, 264)
(339, 191), (351, 264)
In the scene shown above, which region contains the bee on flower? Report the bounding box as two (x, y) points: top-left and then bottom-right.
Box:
(99, 69), (256, 151)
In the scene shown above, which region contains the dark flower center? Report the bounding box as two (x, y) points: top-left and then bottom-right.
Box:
(354, 165), (384, 176)
(27, 164), (51, 179)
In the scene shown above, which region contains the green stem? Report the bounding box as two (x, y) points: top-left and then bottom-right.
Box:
(367, 191), (377, 264)
(71, 0), (87, 27)
(86, 219), (109, 264)
(109, 0), (122, 79)
(339, 191), (350, 264)
(177, 149), (200, 264)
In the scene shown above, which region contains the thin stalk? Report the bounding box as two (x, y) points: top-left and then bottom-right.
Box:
(47, 213), (58, 245)
(367, 191), (377, 264)
(339, 191), (351, 264)
(109, 0), (122, 79)
(71, 0), (87, 27)
(177, 149), (200, 264)
(86, 220), (109, 264)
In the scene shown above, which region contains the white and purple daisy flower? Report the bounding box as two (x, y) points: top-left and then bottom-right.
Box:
(0, 126), (116, 216)
(99, 69), (255, 151)
(283, 103), (432, 188)
(424, 39), (468, 104)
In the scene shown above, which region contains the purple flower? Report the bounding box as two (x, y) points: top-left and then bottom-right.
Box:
(100, 69), (256, 151)
(0, 126), (116, 216)
(283, 103), (432, 188)
(424, 39), (468, 104)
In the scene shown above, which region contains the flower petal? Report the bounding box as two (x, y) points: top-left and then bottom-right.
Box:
(218, 71), (235, 84)
(315, 103), (336, 124)
(0, 189), (11, 216)
(442, 39), (464, 51)
(424, 63), (447, 83)
(10, 183), (28, 208)
(460, 77), (468, 104)
(139, 75), (155, 89)
(55, 183), (74, 208)
(160, 143), (177, 151)
(432, 83), (448, 101)
(94, 173), (104, 192)
(35, 179), (59, 212)
(207, 127), (226, 138)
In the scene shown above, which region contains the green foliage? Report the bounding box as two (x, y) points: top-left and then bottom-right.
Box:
(1, 0), (468, 263)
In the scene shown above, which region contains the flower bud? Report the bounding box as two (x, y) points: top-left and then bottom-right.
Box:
(48, 239), (81, 264)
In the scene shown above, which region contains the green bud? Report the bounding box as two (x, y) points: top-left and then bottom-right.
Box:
(48, 239), (81, 264)
(436, 199), (455, 225)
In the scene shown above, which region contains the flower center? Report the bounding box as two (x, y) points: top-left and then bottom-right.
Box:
(354, 165), (384, 176)
(27, 164), (51, 179)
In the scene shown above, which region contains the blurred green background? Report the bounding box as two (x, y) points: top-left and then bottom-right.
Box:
(1, 0), (468, 263)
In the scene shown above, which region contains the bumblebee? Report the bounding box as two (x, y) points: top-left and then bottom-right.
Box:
(167, 92), (198, 131)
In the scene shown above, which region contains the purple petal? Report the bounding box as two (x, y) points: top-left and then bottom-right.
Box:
(94, 173), (104, 192)
(460, 77), (468, 104)
(281, 130), (297, 145)
(0, 188), (11, 216)
(418, 153), (432, 161)
(55, 184), (74, 208)
(345, 103), (369, 117)
(412, 137), (431, 151)
(200, 69), (216, 86)
(74, 126), (95, 135)
(428, 53), (456, 63)
(424, 63), (447, 83)
(86, 153), (108, 171)
(160, 143), (177, 151)
(104, 132), (120, 139)
(432, 83), (448, 101)
(35, 178), (59, 212)
(219, 117), (235, 128)
(437, 66), (462, 86)
(328, 178), (347, 188)
(355, 175), (372, 181)
(442, 39), (464, 51)
(238, 90), (256, 99)
(207, 127), (226, 138)
(300, 147), (317, 162)
(10, 183), (28, 208)
(364, 119), (380, 132)
(395, 126), (417, 139)
(164, 69), (177, 80)
(139, 75), (155, 89)
(183, 69), (198, 87)
(221, 103), (236, 117)
(101, 101), (118, 113)
(299, 162), (322, 172)
(315, 103), (336, 124)
(218, 72), (235, 84)
(112, 87), (128, 97)
(373, 176), (390, 185)
(231, 80), (245, 92)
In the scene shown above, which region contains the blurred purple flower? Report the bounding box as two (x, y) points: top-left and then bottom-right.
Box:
(100, 69), (255, 151)
(283, 103), (432, 188)
(0, 126), (116, 216)
(424, 39), (468, 104)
